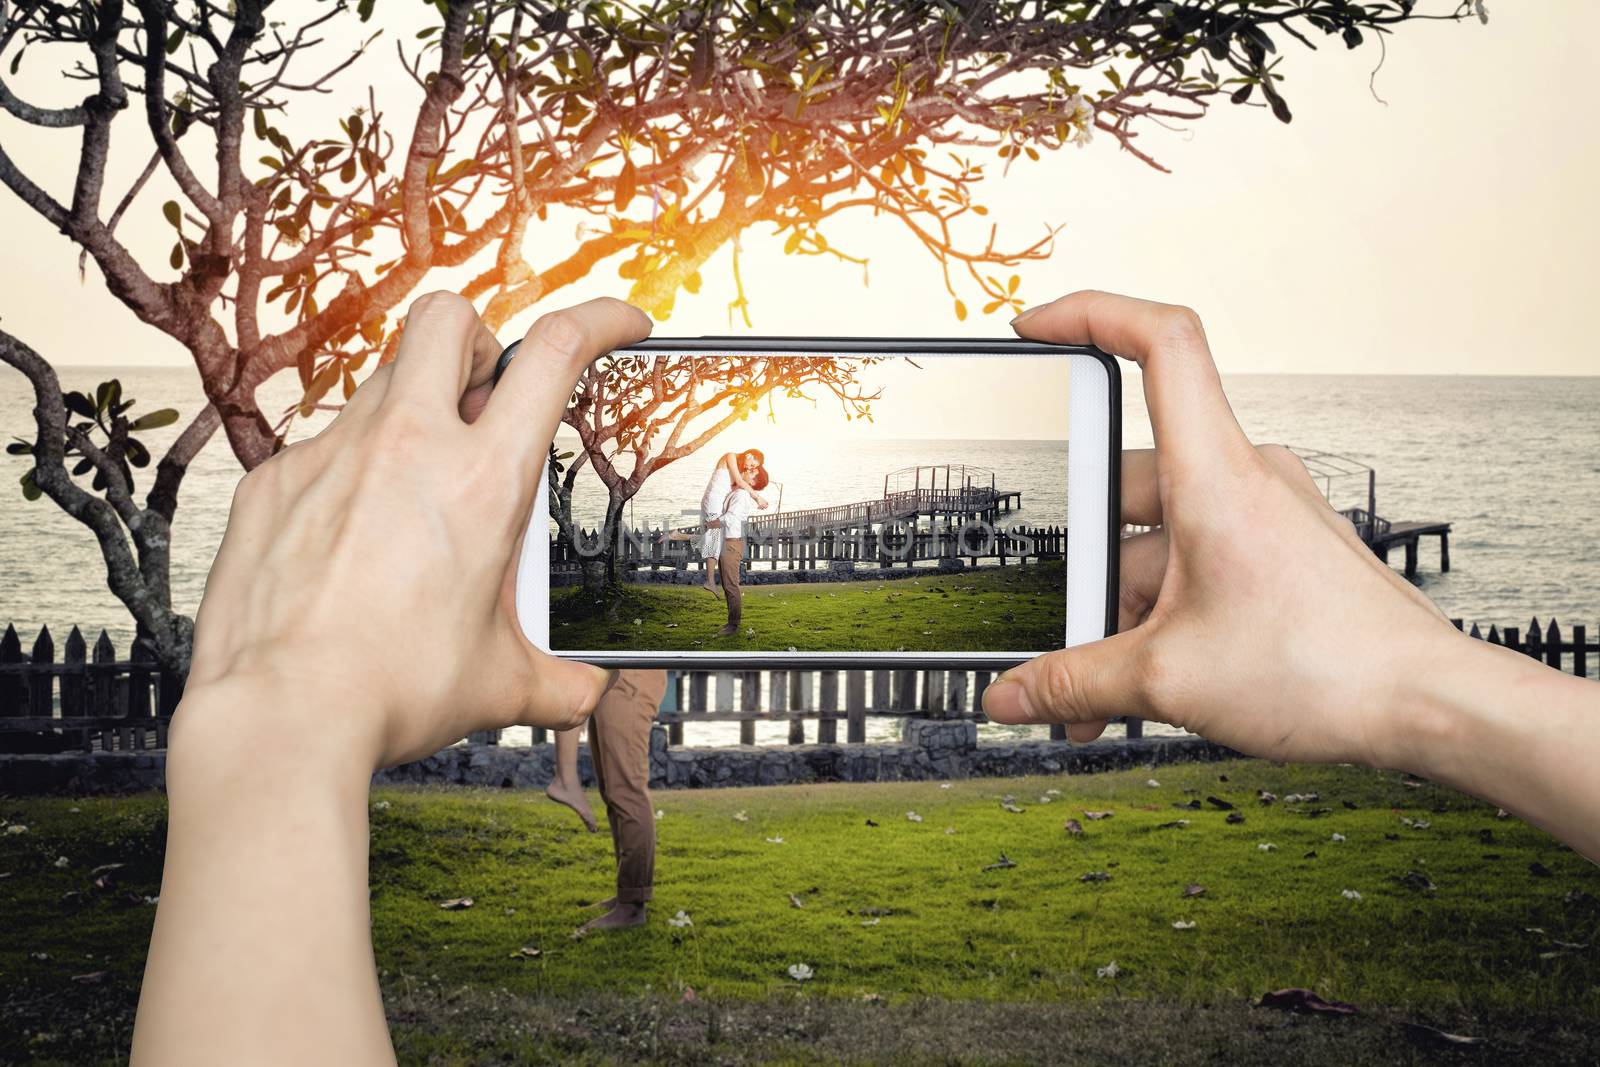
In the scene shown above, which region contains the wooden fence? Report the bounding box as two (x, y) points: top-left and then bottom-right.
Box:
(2, 616), (1594, 754)
(553, 523), (1066, 574)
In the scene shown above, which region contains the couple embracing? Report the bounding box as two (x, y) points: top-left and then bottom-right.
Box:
(673, 448), (771, 637)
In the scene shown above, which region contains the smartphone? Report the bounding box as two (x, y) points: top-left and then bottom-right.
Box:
(496, 337), (1119, 670)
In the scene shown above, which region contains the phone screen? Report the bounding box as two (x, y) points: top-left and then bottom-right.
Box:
(544, 350), (1077, 656)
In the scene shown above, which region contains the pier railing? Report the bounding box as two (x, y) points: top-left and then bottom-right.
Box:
(2, 617), (1594, 754)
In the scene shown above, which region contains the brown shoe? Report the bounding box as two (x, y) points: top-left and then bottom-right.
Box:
(715, 623), (739, 638)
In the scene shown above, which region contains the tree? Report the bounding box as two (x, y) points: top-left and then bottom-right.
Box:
(0, 0), (1479, 668)
(552, 351), (881, 594)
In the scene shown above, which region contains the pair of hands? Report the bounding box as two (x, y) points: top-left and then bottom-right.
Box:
(178, 287), (1452, 776)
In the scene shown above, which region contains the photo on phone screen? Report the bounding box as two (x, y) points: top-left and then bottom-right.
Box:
(537, 345), (1107, 661)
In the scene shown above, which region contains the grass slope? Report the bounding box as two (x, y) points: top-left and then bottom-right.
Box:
(551, 561), (1068, 652)
(3, 759), (1597, 1065)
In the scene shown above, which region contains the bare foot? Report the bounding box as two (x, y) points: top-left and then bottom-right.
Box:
(577, 902), (647, 934)
(545, 778), (598, 833)
(701, 580), (721, 599)
(715, 623), (739, 638)
(585, 895), (618, 910)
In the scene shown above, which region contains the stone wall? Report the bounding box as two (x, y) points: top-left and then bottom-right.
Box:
(0, 721), (1237, 795)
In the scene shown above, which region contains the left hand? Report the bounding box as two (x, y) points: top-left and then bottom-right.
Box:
(177, 293), (652, 770)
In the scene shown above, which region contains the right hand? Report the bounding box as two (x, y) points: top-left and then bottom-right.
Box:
(755, 494), (770, 510)
(982, 290), (1463, 770)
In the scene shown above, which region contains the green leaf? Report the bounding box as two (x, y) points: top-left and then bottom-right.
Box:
(124, 438), (151, 468)
(72, 457), (94, 476)
(170, 242), (184, 270)
(165, 28), (185, 56)
(129, 408), (179, 432)
(357, 0), (376, 21)
(253, 108), (268, 140)
(20, 470), (41, 501)
(5, 440), (32, 456)
(63, 392), (96, 419)
(10, 50), (23, 76)
(163, 200), (181, 227)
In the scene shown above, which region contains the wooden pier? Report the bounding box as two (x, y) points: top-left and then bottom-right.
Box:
(1294, 450), (1452, 579)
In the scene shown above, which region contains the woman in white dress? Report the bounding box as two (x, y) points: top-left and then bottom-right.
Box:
(671, 449), (770, 597)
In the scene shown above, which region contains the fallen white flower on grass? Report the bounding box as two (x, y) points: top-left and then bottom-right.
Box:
(633, 618), (642, 626)
(373, 800), (391, 811)
(906, 811), (923, 823)
(860, 918), (881, 927)
(1257, 843), (1277, 852)
(1096, 961), (1120, 979)
(766, 836), (785, 844)
(940, 783), (952, 789)
(1045, 789), (1061, 797)
(1038, 795), (1054, 804)
(654, 810), (664, 820)
(1342, 889), (1363, 901)
(143, 895), (159, 905)
(733, 811), (749, 822)
(788, 963), (815, 981)
(1172, 920), (1197, 931)
(5, 825), (27, 835)
(53, 856), (68, 868)
(667, 910), (693, 928)
(1331, 832), (1347, 842)
(944, 828), (957, 835)
(1147, 779), (1161, 788)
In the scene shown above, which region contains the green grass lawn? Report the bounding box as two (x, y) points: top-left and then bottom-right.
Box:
(550, 561), (1068, 652)
(3, 759), (1597, 1064)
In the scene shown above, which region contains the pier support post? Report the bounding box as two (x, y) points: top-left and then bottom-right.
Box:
(1439, 531), (1450, 572)
(1404, 539), (1418, 578)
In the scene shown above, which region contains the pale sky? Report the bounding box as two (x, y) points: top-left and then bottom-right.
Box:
(1, 2), (1594, 375)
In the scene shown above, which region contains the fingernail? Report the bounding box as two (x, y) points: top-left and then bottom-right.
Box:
(1010, 305), (1045, 328)
(983, 678), (1035, 723)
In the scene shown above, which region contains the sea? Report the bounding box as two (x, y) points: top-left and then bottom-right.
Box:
(2, 369), (1596, 746)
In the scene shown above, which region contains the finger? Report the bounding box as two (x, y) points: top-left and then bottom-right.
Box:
(1121, 448), (1161, 527)
(385, 291), (501, 415)
(482, 298), (652, 468)
(983, 628), (1151, 726)
(1118, 528), (1169, 633)
(1013, 290), (1250, 475)
(510, 652), (614, 732)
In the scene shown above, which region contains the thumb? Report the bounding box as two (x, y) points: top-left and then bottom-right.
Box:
(513, 652), (616, 732)
(982, 630), (1149, 729)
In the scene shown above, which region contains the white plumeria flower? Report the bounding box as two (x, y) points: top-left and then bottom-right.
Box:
(1257, 843), (1276, 852)
(766, 836), (785, 844)
(861, 918), (881, 927)
(1096, 960), (1120, 979)
(940, 783), (952, 789)
(1038, 795), (1054, 804)
(373, 800), (391, 811)
(1342, 889), (1363, 901)
(53, 856), (69, 868)
(906, 811), (923, 823)
(1331, 832), (1347, 842)
(1172, 920), (1197, 931)
(733, 811), (749, 822)
(1146, 779), (1161, 788)
(787, 963), (815, 981)
(667, 910), (693, 928)
(654, 810), (664, 820)
(5, 825), (28, 835)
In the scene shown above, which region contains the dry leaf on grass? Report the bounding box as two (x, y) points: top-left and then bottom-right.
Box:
(1063, 819), (1084, 835)
(509, 946), (542, 959)
(788, 893), (804, 909)
(1083, 811), (1113, 821)
(438, 897), (474, 910)
(983, 854), (1017, 872)
(1182, 884), (1206, 898)
(1080, 871), (1112, 883)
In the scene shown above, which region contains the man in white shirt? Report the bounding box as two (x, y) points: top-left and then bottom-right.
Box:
(709, 468), (766, 638)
